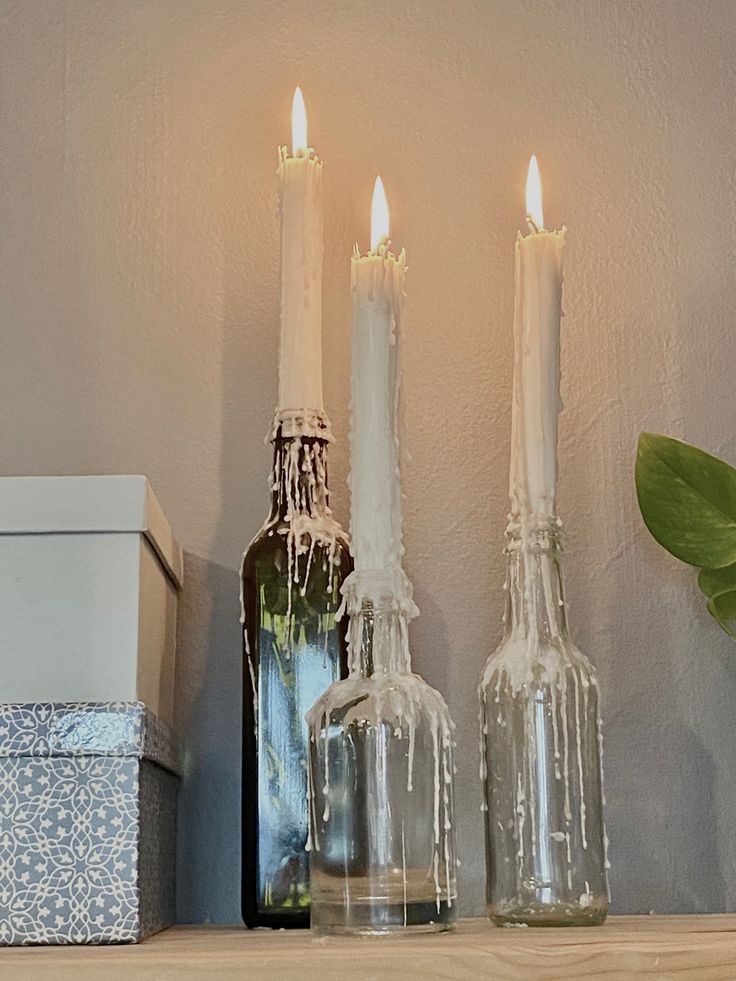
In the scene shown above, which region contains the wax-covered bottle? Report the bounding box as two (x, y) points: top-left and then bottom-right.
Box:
(241, 411), (350, 928)
(307, 574), (457, 935)
(479, 517), (609, 926)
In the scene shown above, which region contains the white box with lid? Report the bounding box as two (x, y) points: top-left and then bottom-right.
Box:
(0, 476), (183, 727)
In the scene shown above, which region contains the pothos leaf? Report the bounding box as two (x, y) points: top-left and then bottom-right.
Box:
(699, 565), (736, 639)
(635, 433), (736, 568)
(708, 594), (736, 640)
(698, 563), (736, 600)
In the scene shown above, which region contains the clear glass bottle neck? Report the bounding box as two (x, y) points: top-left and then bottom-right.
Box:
(269, 433), (330, 523)
(504, 520), (569, 644)
(349, 600), (411, 677)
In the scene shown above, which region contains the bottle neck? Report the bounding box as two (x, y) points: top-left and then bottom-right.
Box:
(269, 433), (331, 523)
(349, 600), (411, 677)
(504, 518), (569, 644)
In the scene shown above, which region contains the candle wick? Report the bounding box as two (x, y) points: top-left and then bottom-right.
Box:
(525, 215), (541, 235)
(368, 238), (389, 258)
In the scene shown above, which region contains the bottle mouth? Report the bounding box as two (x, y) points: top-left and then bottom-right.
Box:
(505, 512), (563, 552)
(270, 408), (332, 442)
(339, 568), (419, 621)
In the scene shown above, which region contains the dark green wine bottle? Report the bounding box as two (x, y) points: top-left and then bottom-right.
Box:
(241, 413), (350, 928)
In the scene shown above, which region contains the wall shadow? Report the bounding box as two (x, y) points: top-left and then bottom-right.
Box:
(606, 706), (725, 914)
(175, 551), (242, 923)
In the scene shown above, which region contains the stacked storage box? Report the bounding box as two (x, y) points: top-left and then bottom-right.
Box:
(0, 476), (182, 944)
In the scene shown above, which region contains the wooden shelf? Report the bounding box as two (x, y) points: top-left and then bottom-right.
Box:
(3, 916), (736, 980)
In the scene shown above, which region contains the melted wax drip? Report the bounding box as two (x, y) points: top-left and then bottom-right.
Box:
(240, 409), (343, 720)
(478, 516), (609, 909)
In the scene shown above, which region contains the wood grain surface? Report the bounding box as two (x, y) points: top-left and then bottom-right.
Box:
(2, 916), (736, 980)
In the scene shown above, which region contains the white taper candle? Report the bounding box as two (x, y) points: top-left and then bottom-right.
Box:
(277, 87), (324, 412)
(509, 155), (565, 518)
(349, 177), (407, 573)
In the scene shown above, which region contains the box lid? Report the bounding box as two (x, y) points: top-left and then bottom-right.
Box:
(0, 702), (180, 776)
(0, 475), (183, 589)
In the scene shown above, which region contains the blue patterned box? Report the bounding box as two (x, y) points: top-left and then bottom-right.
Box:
(0, 701), (179, 945)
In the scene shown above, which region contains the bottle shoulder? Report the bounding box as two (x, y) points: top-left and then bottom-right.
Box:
(242, 519), (351, 566)
(241, 521), (353, 621)
(241, 524), (280, 573)
(480, 633), (598, 694)
(308, 671), (453, 729)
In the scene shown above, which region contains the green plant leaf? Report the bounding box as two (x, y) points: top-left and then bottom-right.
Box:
(635, 433), (736, 568)
(708, 593), (736, 639)
(698, 565), (736, 638)
(698, 563), (736, 599)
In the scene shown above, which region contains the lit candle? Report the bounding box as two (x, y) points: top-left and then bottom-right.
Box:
(277, 86), (324, 412)
(509, 154), (565, 518)
(349, 177), (407, 573)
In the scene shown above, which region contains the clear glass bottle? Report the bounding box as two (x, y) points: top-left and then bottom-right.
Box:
(307, 577), (458, 935)
(479, 517), (609, 926)
(241, 415), (351, 928)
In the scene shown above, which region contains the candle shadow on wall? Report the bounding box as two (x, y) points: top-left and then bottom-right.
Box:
(571, 499), (729, 910)
(175, 552), (243, 923)
(675, 287), (736, 912)
(605, 699), (725, 914)
(600, 531), (729, 914)
(175, 130), (278, 923)
(410, 582), (486, 916)
(409, 587), (452, 713)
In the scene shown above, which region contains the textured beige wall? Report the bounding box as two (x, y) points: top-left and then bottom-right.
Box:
(3, 0), (736, 920)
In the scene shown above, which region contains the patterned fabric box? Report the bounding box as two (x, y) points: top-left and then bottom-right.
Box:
(0, 701), (179, 945)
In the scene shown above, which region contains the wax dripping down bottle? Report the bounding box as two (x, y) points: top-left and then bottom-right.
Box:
(241, 417), (350, 928)
(479, 517), (609, 926)
(307, 580), (458, 935)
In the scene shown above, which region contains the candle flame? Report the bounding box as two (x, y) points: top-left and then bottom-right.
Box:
(525, 154), (544, 230)
(291, 86), (308, 154)
(370, 176), (390, 251)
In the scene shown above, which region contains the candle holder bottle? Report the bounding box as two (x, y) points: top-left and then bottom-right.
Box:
(306, 573), (458, 935)
(241, 411), (351, 929)
(479, 515), (609, 927)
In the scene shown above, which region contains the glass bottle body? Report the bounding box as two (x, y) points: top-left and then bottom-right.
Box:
(479, 523), (609, 926)
(241, 432), (350, 929)
(307, 598), (458, 935)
